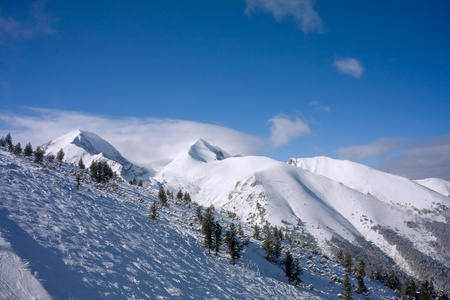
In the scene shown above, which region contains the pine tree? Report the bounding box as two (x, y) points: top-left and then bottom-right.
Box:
(196, 206), (203, 223)
(90, 161), (98, 181)
(404, 278), (416, 299)
(253, 224), (260, 240)
(344, 252), (352, 273)
(213, 221), (222, 255)
(283, 250), (294, 283)
(138, 180), (143, 187)
(356, 259), (367, 294)
(47, 154), (55, 163)
(150, 200), (158, 221)
(24, 143), (33, 157)
(272, 226), (282, 260)
(387, 270), (400, 291)
(76, 173), (81, 189)
(13, 142), (22, 155)
(33, 146), (45, 163)
(78, 158), (85, 169)
(158, 186), (167, 206)
(0, 137), (5, 147)
(343, 273), (353, 300)
(177, 189), (183, 200)
(225, 223), (242, 264)
(293, 257), (303, 286)
(183, 192), (191, 202)
(202, 207), (215, 253)
(237, 221), (244, 238)
(56, 148), (65, 163)
(337, 249), (344, 262)
(5, 133), (13, 152)
(420, 280), (433, 300)
(262, 225), (274, 261)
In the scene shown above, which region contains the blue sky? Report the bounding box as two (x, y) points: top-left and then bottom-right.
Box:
(1, 0), (449, 180)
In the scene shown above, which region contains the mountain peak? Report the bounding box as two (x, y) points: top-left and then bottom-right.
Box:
(188, 139), (230, 163)
(42, 130), (153, 181)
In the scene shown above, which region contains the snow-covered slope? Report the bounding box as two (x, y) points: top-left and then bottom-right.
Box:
(415, 177), (450, 197)
(288, 157), (450, 211)
(0, 149), (399, 299)
(156, 142), (450, 293)
(42, 130), (153, 183)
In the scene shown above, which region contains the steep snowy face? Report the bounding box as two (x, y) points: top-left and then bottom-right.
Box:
(42, 130), (153, 181)
(188, 139), (231, 162)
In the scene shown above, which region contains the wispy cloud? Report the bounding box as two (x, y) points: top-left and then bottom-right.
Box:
(308, 100), (330, 112)
(333, 57), (364, 79)
(244, 0), (324, 34)
(378, 136), (450, 181)
(268, 114), (310, 147)
(336, 138), (402, 162)
(0, 0), (55, 41)
(336, 136), (450, 181)
(0, 108), (311, 167)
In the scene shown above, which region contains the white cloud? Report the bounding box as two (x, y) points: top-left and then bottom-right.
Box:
(268, 115), (310, 147)
(336, 138), (402, 162)
(308, 100), (330, 112)
(378, 136), (450, 181)
(244, 0), (324, 34)
(0, 108), (311, 167)
(336, 136), (450, 181)
(0, 0), (55, 41)
(333, 57), (364, 78)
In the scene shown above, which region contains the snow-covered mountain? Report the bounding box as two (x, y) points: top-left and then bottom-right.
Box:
(2, 131), (449, 297)
(42, 130), (153, 183)
(415, 177), (450, 197)
(0, 149), (399, 299)
(156, 141), (450, 293)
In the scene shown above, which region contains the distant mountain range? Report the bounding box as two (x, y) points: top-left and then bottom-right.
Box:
(40, 130), (450, 293)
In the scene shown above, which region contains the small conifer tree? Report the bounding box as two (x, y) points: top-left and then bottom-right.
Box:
(158, 186), (168, 206)
(56, 148), (65, 163)
(150, 200), (158, 221)
(76, 173), (81, 189)
(343, 273), (352, 300)
(225, 223), (242, 264)
(24, 143), (33, 157)
(183, 192), (191, 202)
(177, 189), (183, 200)
(78, 158), (85, 169)
(283, 250), (294, 283)
(293, 257), (302, 286)
(344, 252), (352, 273)
(253, 224), (260, 240)
(13, 142), (22, 155)
(47, 154), (55, 163)
(201, 207), (215, 253)
(213, 221), (222, 255)
(356, 259), (367, 294)
(5, 133), (13, 152)
(33, 146), (45, 163)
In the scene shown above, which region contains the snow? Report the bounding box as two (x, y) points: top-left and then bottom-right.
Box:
(42, 130), (153, 183)
(2, 131), (449, 298)
(415, 177), (450, 197)
(156, 142), (450, 283)
(0, 149), (397, 299)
